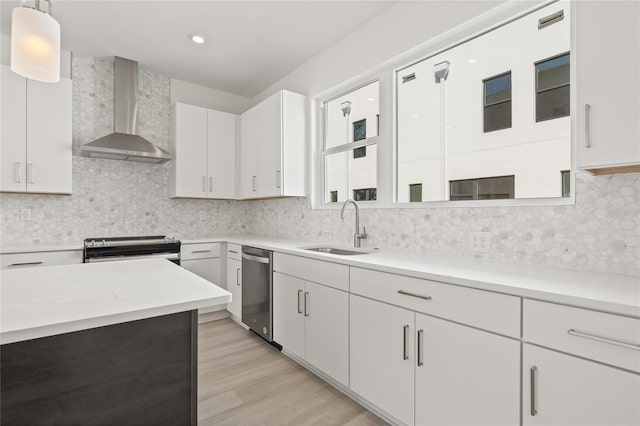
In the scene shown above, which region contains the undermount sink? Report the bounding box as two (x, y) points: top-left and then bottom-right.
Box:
(301, 246), (373, 256)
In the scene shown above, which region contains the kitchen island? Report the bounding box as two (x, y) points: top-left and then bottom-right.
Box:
(0, 259), (231, 426)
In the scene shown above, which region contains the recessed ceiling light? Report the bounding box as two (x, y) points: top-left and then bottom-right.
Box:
(368, 97), (375, 102)
(467, 58), (477, 64)
(190, 34), (205, 44)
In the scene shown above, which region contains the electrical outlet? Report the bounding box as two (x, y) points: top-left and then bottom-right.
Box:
(469, 231), (491, 252)
(20, 208), (32, 221)
(198, 210), (206, 221)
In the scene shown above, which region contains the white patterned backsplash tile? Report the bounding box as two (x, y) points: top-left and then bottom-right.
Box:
(1, 56), (638, 276)
(245, 172), (640, 276)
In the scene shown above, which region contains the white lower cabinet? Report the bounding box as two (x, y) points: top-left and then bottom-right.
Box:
(181, 243), (222, 315)
(350, 294), (415, 425)
(415, 313), (520, 426)
(523, 344), (640, 426)
(273, 271), (349, 386)
(350, 294), (519, 426)
(0, 250), (82, 269)
(226, 257), (242, 319)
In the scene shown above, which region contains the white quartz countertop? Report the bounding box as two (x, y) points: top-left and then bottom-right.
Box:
(0, 258), (231, 344)
(4, 235), (639, 318)
(182, 235), (640, 318)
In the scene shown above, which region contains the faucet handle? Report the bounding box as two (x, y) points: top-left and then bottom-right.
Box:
(361, 226), (368, 240)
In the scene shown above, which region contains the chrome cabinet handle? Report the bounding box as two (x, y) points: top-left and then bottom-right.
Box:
(402, 72), (416, 83)
(417, 329), (424, 366)
(530, 366), (538, 416)
(202, 176), (206, 192)
(14, 162), (22, 183)
(191, 249), (211, 254)
(236, 268), (240, 286)
(568, 328), (640, 351)
(397, 290), (432, 301)
(27, 163), (34, 184)
(9, 261), (43, 267)
(584, 104), (591, 148)
(297, 289), (303, 314)
(403, 325), (409, 360)
(252, 176), (256, 192)
(209, 177), (213, 192)
(276, 170), (281, 189)
(228, 250), (238, 254)
(304, 291), (310, 316)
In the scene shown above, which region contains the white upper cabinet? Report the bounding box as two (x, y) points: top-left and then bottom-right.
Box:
(1, 65), (72, 194)
(170, 102), (237, 199)
(240, 90), (307, 199)
(575, 0), (640, 174)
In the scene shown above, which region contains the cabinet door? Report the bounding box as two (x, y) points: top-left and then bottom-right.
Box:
(226, 258), (242, 319)
(207, 109), (236, 199)
(26, 78), (72, 194)
(182, 257), (221, 286)
(255, 92), (282, 198)
(523, 344), (640, 426)
(304, 281), (349, 386)
(576, 1), (640, 171)
(1, 66), (27, 192)
(350, 294), (414, 425)
(172, 103), (208, 198)
(280, 91), (307, 197)
(415, 314), (520, 426)
(239, 105), (258, 198)
(273, 272), (305, 359)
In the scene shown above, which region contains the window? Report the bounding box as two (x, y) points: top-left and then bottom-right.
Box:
(353, 147), (366, 159)
(483, 72), (512, 133)
(322, 81), (379, 204)
(409, 184), (422, 203)
(450, 176), (515, 200)
(353, 119), (366, 141)
(353, 188), (377, 201)
(536, 53), (570, 122)
(561, 170), (570, 198)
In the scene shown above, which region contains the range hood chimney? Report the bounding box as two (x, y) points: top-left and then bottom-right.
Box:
(80, 57), (172, 163)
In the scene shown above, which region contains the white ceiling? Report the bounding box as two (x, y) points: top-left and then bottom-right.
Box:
(0, 1), (394, 97)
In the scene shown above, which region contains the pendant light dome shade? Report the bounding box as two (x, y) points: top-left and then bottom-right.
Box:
(11, 5), (60, 83)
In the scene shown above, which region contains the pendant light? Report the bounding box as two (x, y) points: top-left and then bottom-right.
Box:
(11, 0), (61, 83)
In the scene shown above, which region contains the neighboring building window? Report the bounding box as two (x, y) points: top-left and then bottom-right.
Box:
(450, 175), (515, 200)
(536, 53), (570, 122)
(483, 72), (512, 133)
(353, 119), (366, 141)
(409, 183), (422, 203)
(561, 170), (570, 198)
(353, 188), (377, 201)
(353, 147), (366, 159)
(330, 191), (338, 203)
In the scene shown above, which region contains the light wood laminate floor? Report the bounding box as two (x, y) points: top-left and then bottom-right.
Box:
(198, 319), (388, 426)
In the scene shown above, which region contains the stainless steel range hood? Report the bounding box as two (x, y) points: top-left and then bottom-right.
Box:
(80, 57), (172, 163)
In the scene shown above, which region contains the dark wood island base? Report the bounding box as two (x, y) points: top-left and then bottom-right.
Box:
(1, 310), (198, 426)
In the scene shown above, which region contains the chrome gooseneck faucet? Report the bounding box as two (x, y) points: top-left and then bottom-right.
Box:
(340, 199), (367, 248)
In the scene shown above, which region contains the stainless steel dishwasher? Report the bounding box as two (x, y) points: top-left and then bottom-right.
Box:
(241, 246), (273, 342)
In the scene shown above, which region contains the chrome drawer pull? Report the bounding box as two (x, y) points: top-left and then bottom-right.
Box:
(397, 290), (432, 301)
(191, 249), (211, 254)
(9, 261), (43, 267)
(228, 250), (238, 254)
(567, 329), (640, 351)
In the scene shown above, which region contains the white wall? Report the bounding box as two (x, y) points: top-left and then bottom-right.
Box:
(170, 78), (251, 115)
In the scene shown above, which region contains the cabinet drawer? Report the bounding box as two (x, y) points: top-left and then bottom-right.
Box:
(273, 253), (349, 292)
(524, 299), (640, 372)
(180, 243), (220, 260)
(0, 250), (82, 269)
(227, 243), (241, 261)
(350, 267), (520, 337)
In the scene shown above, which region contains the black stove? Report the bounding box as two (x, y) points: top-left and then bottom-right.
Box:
(83, 235), (181, 265)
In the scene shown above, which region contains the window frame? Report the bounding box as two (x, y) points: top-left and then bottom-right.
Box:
(483, 71), (513, 133)
(535, 51), (571, 122)
(310, 0), (576, 210)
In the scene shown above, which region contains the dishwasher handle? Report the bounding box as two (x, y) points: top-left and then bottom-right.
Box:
(241, 253), (270, 264)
